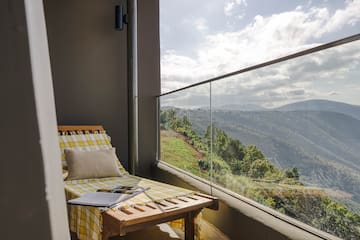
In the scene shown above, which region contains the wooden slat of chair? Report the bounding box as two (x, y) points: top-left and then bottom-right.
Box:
(58, 125), (219, 240)
(58, 125), (104, 132)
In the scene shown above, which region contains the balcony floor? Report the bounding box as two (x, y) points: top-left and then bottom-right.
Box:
(70, 224), (180, 240)
(112, 225), (180, 240)
(71, 220), (228, 239)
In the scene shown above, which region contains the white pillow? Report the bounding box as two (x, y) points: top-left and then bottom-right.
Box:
(65, 148), (122, 180)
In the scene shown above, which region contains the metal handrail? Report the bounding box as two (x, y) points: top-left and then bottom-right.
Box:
(159, 33), (360, 97)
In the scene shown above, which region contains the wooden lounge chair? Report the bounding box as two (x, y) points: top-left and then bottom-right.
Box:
(59, 125), (218, 240)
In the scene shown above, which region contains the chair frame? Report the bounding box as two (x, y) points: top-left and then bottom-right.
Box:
(59, 125), (218, 240)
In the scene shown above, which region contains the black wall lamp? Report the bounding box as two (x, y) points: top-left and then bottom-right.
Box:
(115, 4), (129, 31)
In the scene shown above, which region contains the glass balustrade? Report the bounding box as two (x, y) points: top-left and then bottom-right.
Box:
(158, 38), (360, 240)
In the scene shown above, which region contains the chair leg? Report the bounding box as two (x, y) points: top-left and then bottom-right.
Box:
(184, 210), (201, 240)
(102, 231), (110, 240)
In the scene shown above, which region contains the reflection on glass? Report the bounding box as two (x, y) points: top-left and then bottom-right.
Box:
(160, 39), (360, 239)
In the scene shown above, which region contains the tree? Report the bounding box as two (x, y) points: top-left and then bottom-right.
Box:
(204, 125), (247, 174)
(244, 145), (265, 162)
(198, 159), (209, 171)
(228, 139), (245, 160)
(241, 145), (265, 174)
(285, 167), (300, 180)
(181, 116), (191, 127)
(248, 159), (275, 178)
(160, 109), (177, 129)
(316, 200), (360, 239)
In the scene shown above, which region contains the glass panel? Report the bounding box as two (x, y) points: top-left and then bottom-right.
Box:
(211, 40), (360, 239)
(160, 84), (212, 187)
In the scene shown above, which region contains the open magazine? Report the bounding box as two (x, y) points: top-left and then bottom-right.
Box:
(68, 186), (150, 208)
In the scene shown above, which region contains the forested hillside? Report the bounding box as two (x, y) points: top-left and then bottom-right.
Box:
(160, 109), (360, 239)
(173, 107), (360, 208)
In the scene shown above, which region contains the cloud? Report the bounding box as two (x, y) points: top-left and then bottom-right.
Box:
(194, 18), (208, 32)
(328, 91), (339, 96)
(288, 89), (306, 96)
(323, 0), (360, 33)
(161, 0), (360, 107)
(163, 8), (319, 90)
(224, 2), (235, 16)
(224, 0), (247, 16)
(162, 40), (360, 108)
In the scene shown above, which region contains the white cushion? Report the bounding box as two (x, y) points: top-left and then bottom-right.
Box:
(65, 148), (122, 180)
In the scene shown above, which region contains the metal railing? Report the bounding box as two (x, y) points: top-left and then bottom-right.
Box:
(159, 33), (360, 97)
(156, 33), (360, 240)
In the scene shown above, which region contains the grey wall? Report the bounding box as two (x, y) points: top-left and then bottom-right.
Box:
(44, 0), (161, 175)
(1, 0), (52, 239)
(137, 0), (161, 177)
(44, 0), (129, 169)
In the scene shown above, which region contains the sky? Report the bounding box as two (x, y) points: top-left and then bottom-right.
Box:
(159, 0), (360, 108)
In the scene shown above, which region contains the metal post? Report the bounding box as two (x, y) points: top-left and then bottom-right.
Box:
(156, 97), (160, 161)
(127, 0), (138, 175)
(210, 82), (213, 195)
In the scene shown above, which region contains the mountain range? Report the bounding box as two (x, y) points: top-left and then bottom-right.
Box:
(275, 99), (360, 120)
(217, 99), (360, 120)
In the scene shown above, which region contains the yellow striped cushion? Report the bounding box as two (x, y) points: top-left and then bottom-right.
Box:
(58, 131), (127, 174)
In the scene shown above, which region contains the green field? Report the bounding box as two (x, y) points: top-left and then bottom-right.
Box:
(161, 130), (210, 180)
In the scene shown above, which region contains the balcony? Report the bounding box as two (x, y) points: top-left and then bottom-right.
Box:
(4, 0), (360, 240)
